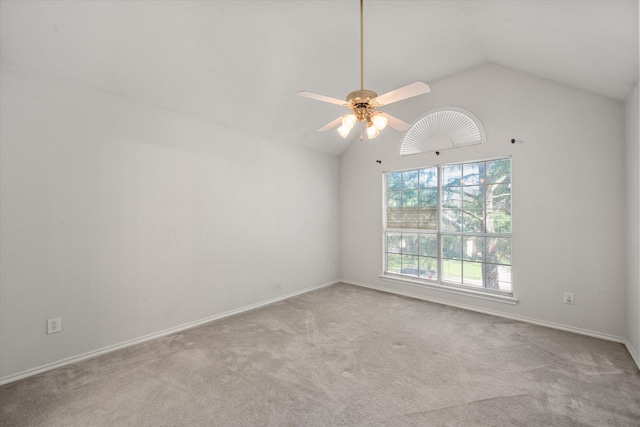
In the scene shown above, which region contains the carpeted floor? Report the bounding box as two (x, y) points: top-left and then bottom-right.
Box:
(2, 283), (639, 426)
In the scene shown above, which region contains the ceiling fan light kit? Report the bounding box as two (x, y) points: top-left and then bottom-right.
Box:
(297, 0), (430, 140)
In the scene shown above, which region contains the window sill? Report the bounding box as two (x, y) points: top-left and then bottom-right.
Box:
(379, 274), (519, 305)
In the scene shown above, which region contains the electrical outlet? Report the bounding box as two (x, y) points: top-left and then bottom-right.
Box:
(47, 317), (62, 334)
(563, 292), (575, 305)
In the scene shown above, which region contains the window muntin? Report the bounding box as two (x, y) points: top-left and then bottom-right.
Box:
(384, 159), (512, 294)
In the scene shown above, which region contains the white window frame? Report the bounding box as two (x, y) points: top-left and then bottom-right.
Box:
(381, 157), (516, 303)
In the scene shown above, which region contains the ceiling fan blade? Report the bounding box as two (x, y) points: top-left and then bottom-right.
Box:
(297, 91), (347, 106)
(379, 112), (411, 132)
(373, 82), (431, 106)
(318, 116), (343, 132)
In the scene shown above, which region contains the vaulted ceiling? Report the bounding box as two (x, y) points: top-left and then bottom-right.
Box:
(1, 0), (638, 156)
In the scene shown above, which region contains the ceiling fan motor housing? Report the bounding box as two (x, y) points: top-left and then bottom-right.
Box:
(347, 89), (378, 121)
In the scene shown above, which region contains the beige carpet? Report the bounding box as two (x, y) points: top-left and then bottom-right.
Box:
(2, 283), (639, 426)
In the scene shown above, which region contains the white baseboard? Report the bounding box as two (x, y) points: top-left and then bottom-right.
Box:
(0, 281), (337, 386)
(626, 342), (640, 371)
(342, 279), (628, 344)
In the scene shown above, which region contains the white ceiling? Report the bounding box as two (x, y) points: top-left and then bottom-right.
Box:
(1, 0), (638, 157)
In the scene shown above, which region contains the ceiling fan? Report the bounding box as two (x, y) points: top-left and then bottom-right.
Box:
(297, 0), (431, 140)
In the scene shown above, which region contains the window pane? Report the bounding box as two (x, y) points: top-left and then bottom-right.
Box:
(402, 209), (420, 229)
(442, 259), (462, 283)
(420, 257), (437, 279)
(486, 237), (511, 265)
(487, 183), (511, 211)
(402, 255), (419, 276)
(486, 159), (511, 184)
(463, 261), (483, 287)
(419, 188), (437, 207)
(463, 236), (484, 262)
(402, 190), (418, 207)
(442, 187), (462, 208)
(387, 172), (403, 190)
(485, 264), (511, 291)
(387, 234), (402, 254)
(418, 209), (438, 230)
(442, 165), (462, 187)
(419, 168), (438, 188)
(463, 209), (484, 233)
(442, 235), (462, 260)
(442, 209), (462, 232)
(463, 186), (485, 209)
(387, 253), (402, 274)
(496, 265), (512, 292)
(419, 234), (438, 257)
(486, 210), (511, 233)
(401, 267), (421, 277)
(402, 170), (419, 189)
(387, 208), (402, 228)
(462, 162), (485, 185)
(401, 234), (419, 255)
(387, 191), (402, 209)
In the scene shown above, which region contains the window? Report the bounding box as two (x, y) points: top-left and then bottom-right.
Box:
(384, 158), (512, 294)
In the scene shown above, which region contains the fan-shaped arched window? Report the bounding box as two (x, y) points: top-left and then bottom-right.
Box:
(399, 107), (486, 156)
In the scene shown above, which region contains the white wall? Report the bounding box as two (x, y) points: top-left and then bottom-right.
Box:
(0, 65), (340, 381)
(340, 64), (627, 340)
(626, 84), (640, 364)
